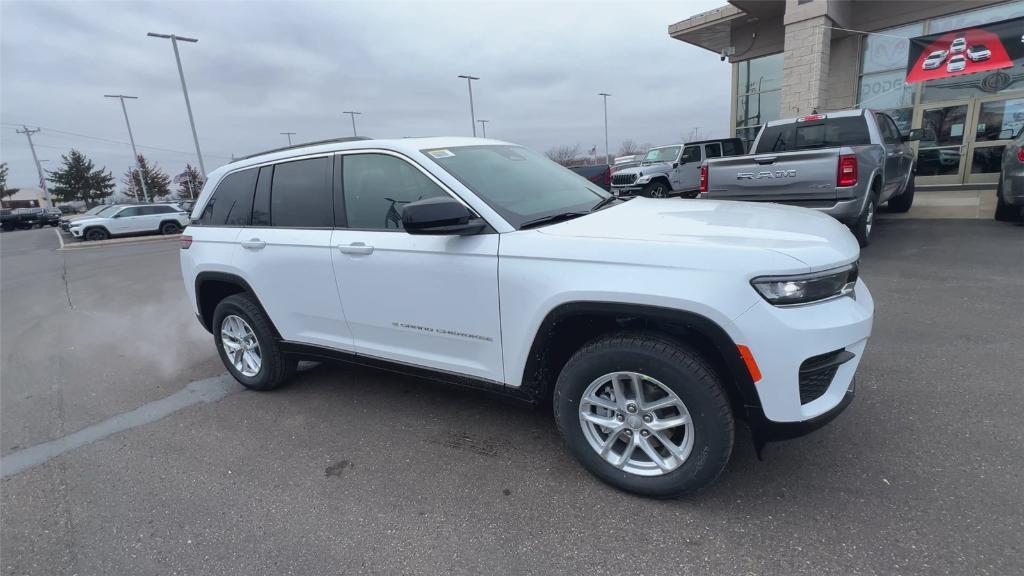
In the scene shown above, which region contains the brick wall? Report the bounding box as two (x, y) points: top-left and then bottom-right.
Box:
(780, 15), (833, 116)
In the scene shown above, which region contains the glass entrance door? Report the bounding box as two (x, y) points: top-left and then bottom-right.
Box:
(913, 100), (975, 186)
(965, 96), (1024, 184)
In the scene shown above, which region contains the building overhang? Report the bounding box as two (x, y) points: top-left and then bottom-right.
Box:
(668, 0), (785, 54)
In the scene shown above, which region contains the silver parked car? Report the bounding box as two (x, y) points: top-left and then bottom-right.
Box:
(997, 130), (1024, 222)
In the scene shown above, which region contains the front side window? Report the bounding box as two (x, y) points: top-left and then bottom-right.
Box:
(117, 207), (141, 218)
(198, 168), (257, 226)
(422, 144), (608, 229)
(681, 146), (701, 163)
(270, 157), (333, 228)
(342, 153), (448, 230)
(644, 146), (680, 164)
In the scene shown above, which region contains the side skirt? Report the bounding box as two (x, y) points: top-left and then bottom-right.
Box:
(277, 341), (537, 405)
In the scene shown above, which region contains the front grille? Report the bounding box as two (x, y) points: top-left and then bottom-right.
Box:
(612, 173), (637, 186)
(798, 349), (852, 404)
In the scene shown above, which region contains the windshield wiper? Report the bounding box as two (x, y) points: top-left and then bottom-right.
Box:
(519, 211), (588, 230)
(590, 195), (617, 211)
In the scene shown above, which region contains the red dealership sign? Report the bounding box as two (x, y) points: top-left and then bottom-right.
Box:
(906, 16), (1024, 83)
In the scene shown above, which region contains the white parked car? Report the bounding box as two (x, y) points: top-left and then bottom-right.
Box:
(922, 49), (948, 70)
(69, 203), (188, 241)
(967, 44), (991, 61)
(950, 37), (967, 53)
(180, 137), (874, 497)
(947, 54), (967, 72)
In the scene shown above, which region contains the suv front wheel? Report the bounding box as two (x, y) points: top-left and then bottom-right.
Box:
(213, 294), (296, 390)
(553, 332), (734, 498)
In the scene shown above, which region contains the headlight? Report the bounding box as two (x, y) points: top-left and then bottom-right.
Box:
(751, 263), (858, 306)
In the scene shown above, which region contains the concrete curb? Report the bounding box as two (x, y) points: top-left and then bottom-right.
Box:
(57, 233), (182, 251)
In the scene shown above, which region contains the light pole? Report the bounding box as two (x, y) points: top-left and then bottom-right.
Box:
(477, 119), (489, 138)
(598, 93), (611, 165)
(104, 94), (149, 202)
(15, 126), (51, 204)
(342, 111), (361, 137)
(280, 132), (296, 145)
(458, 75), (479, 136)
(147, 32), (205, 175)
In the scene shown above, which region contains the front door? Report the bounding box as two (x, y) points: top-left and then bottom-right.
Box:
(913, 100), (975, 186)
(330, 151), (504, 383)
(108, 206), (146, 234)
(676, 145), (702, 192)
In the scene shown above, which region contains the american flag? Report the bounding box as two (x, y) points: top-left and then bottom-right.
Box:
(173, 171), (189, 185)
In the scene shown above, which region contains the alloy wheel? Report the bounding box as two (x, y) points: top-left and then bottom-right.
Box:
(221, 314), (262, 377)
(578, 371), (694, 477)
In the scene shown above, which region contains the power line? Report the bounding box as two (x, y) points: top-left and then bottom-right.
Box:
(0, 121), (232, 160)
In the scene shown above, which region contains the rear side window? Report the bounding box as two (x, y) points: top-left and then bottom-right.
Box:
(722, 140), (744, 156)
(198, 168), (257, 226)
(270, 157), (333, 228)
(151, 205), (177, 214)
(755, 117), (871, 153)
(705, 143), (722, 159)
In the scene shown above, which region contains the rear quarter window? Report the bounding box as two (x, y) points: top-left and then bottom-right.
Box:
(197, 168), (258, 226)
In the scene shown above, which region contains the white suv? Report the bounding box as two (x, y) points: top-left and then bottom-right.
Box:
(69, 203), (188, 241)
(180, 137), (874, 497)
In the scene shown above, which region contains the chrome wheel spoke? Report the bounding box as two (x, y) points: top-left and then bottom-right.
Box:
(638, 436), (673, 472)
(612, 433), (639, 468)
(221, 315), (262, 377)
(581, 411), (618, 428)
(582, 394), (617, 413)
(648, 414), (690, 431)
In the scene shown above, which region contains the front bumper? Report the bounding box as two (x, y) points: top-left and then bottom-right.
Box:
(611, 185), (643, 197)
(732, 279), (874, 438)
(69, 227), (83, 238)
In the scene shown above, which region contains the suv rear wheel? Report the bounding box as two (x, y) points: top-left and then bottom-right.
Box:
(213, 294), (296, 390)
(553, 332), (734, 498)
(160, 221), (182, 235)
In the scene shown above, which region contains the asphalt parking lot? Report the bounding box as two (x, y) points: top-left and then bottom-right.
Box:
(1, 220), (1022, 576)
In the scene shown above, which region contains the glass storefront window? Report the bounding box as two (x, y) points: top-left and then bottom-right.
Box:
(881, 107), (914, 134)
(736, 53), (783, 95)
(970, 146), (1006, 173)
(736, 90), (781, 128)
(858, 70), (915, 109)
(975, 98), (1024, 141)
(861, 22), (923, 74)
(929, 0), (1024, 34)
(921, 104), (968, 145)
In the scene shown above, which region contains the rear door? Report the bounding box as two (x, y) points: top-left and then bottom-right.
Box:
(229, 157), (354, 351)
(330, 151), (503, 382)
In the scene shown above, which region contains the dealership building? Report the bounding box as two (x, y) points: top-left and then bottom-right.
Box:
(670, 0), (1024, 187)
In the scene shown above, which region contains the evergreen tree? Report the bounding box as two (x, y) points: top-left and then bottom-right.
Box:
(0, 162), (18, 200)
(175, 163), (205, 200)
(45, 150), (114, 205)
(122, 154), (171, 201)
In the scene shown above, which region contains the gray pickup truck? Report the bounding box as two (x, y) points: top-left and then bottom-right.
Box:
(699, 109), (921, 246)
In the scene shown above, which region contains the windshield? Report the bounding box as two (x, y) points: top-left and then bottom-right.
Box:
(422, 145), (608, 229)
(643, 146), (680, 164)
(94, 205), (120, 217)
(84, 205), (108, 215)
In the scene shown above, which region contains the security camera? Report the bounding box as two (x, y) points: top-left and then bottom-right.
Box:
(720, 46), (736, 62)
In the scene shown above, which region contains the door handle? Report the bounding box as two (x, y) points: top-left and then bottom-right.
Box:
(240, 238), (266, 250)
(337, 242), (374, 255)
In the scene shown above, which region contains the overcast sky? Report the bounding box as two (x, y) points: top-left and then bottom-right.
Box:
(1, 0), (730, 192)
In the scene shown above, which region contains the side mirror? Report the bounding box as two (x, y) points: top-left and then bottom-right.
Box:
(672, 162), (679, 168)
(904, 128), (924, 142)
(401, 197), (487, 235)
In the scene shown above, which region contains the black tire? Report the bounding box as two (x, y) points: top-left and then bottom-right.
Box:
(213, 293), (296, 391)
(994, 177), (1022, 222)
(851, 191), (877, 248)
(160, 221), (182, 235)
(643, 181), (670, 198)
(84, 227), (109, 241)
(887, 176), (915, 213)
(553, 332), (734, 498)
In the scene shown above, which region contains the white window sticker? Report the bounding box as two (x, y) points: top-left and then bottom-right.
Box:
(427, 149), (455, 159)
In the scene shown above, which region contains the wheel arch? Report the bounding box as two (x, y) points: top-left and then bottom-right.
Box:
(82, 225), (110, 238)
(194, 272), (281, 338)
(158, 219), (182, 231)
(519, 301), (760, 414)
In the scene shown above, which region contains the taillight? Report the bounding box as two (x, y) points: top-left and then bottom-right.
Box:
(798, 114), (825, 122)
(180, 235), (192, 249)
(699, 164), (709, 193)
(605, 167), (611, 186)
(1016, 147), (1024, 162)
(837, 154), (858, 187)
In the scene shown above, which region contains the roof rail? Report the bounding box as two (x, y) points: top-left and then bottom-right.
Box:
(236, 136), (372, 162)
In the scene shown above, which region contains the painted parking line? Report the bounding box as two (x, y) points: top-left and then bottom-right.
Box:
(0, 375), (241, 479)
(57, 234), (182, 251)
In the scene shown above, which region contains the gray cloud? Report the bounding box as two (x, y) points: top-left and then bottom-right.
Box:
(1, 0), (730, 191)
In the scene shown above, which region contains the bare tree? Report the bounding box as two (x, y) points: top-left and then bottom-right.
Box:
(545, 143), (582, 166)
(617, 140), (652, 156)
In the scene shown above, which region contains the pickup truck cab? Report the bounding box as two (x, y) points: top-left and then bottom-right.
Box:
(612, 138), (743, 198)
(181, 136), (874, 498)
(700, 109), (921, 246)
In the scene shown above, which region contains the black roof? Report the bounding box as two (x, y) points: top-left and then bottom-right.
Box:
(236, 136), (372, 162)
(684, 137), (743, 146)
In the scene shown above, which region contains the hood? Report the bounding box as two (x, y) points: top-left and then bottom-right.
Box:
(615, 162), (672, 176)
(538, 197), (859, 272)
(69, 216), (107, 227)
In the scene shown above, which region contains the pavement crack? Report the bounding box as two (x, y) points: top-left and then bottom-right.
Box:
(61, 250), (74, 310)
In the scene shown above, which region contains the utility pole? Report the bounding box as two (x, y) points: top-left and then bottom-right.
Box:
(342, 111), (361, 137)
(477, 119), (489, 138)
(598, 93), (611, 165)
(147, 32), (205, 175)
(105, 94), (149, 202)
(458, 75), (479, 136)
(280, 132), (296, 145)
(16, 126), (51, 205)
